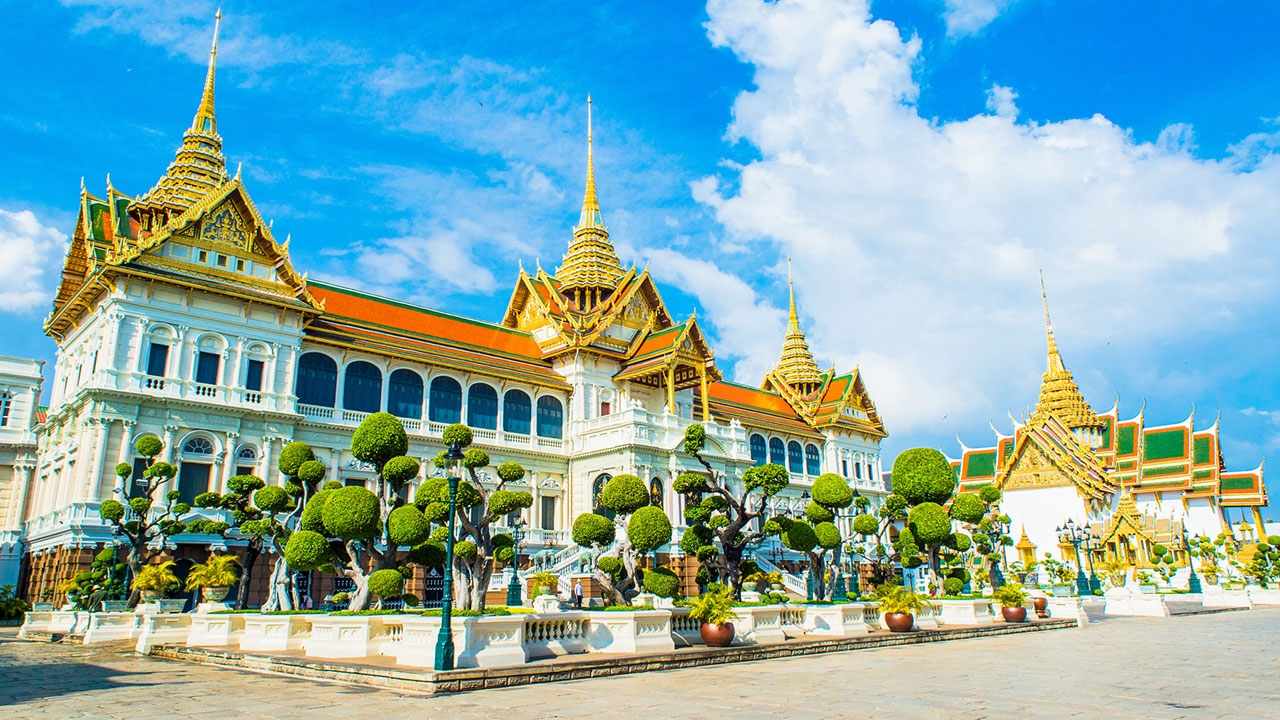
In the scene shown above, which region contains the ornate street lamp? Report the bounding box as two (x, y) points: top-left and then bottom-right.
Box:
(433, 440), (466, 672)
(1082, 530), (1102, 594)
(1180, 527), (1202, 594)
(1057, 519), (1091, 597)
(506, 517), (526, 607)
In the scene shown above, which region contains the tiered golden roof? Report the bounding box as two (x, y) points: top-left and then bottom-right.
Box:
(132, 10), (229, 224)
(556, 96), (625, 309)
(772, 260), (825, 396)
(1028, 274), (1104, 431)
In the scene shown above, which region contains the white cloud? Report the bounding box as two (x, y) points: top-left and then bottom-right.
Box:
(0, 209), (68, 313)
(941, 0), (1022, 38)
(698, 0), (1280, 439)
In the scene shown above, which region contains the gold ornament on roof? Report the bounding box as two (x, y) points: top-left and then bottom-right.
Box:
(556, 95), (625, 309)
(773, 258), (824, 396)
(1029, 272), (1104, 433)
(133, 9), (230, 223)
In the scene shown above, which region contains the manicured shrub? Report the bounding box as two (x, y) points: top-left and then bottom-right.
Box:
(496, 462), (524, 483)
(454, 540), (478, 561)
(278, 442), (315, 477)
(680, 523), (713, 555)
(321, 486), (381, 540)
(441, 423), (473, 448)
(811, 473), (854, 508)
(742, 463), (789, 495)
(284, 530), (329, 571)
(700, 494), (729, 511)
(628, 506), (673, 553)
(853, 513), (879, 536)
(494, 546), (515, 564)
(492, 533), (514, 549)
(943, 577), (964, 596)
(949, 533), (972, 552)
(297, 460), (326, 487)
(907, 502), (952, 545)
(597, 556), (623, 580)
(489, 489), (533, 516)
(782, 520), (818, 553)
(684, 505), (711, 523)
(978, 485), (1002, 504)
(573, 513), (616, 547)
(99, 499), (125, 522)
(299, 489), (332, 532)
(643, 566), (680, 598)
(368, 568), (405, 598)
(228, 474), (265, 495)
(322, 480), (342, 491)
(707, 514), (730, 530)
(130, 497), (152, 515)
(806, 502), (835, 524)
(814, 521), (842, 549)
(351, 412), (409, 467)
(949, 493), (986, 524)
(673, 472), (709, 493)
(408, 541), (445, 568)
(382, 456), (420, 488)
(146, 462), (176, 479)
(387, 505), (431, 547)
(135, 436), (164, 458)
(254, 486), (292, 513)
(891, 448), (956, 505)
(115, 462), (133, 478)
(601, 474), (649, 514)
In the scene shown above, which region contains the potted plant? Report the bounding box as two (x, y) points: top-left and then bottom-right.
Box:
(688, 586), (736, 647)
(185, 554), (240, 602)
(132, 561), (179, 602)
(531, 571), (559, 597)
(876, 583), (928, 632)
(993, 582), (1028, 622)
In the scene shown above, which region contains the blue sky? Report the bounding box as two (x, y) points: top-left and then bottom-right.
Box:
(2, 0), (1278, 518)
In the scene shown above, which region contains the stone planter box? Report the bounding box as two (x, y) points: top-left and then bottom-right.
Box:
(187, 612), (246, 647)
(135, 600), (187, 614)
(586, 610), (675, 654)
(383, 614), (530, 669)
(48, 611), (91, 635)
(100, 601), (130, 613)
(729, 605), (785, 645)
(305, 615), (394, 659)
(524, 612), (590, 658)
(18, 611), (54, 638)
(1045, 596), (1089, 626)
(932, 599), (995, 626)
(1202, 587), (1253, 609)
(240, 614), (313, 652)
(803, 603), (869, 637)
(83, 612), (141, 644)
(1050, 585), (1074, 596)
(136, 612), (193, 653)
(913, 602), (940, 630)
(1104, 587), (1169, 617)
(1246, 587), (1280, 605)
(861, 601), (882, 630)
(669, 607), (704, 647)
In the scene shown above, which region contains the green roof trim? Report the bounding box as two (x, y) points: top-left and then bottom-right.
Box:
(1101, 415), (1113, 449)
(1192, 469), (1213, 480)
(1221, 476), (1257, 492)
(1143, 428), (1186, 462)
(1118, 425), (1136, 455)
(1193, 436), (1211, 464)
(1142, 464), (1187, 478)
(964, 450), (996, 479)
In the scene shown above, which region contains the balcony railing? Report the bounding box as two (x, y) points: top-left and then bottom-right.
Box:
(296, 404), (567, 454)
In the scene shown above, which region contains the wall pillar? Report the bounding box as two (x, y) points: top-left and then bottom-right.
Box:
(83, 418), (110, 501)
(260, 437), (276, 486)
(114, 420), (136, 497)
(222, 431), (240, 492)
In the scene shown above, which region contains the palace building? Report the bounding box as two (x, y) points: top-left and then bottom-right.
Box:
(951, 281), (1268, 575)
(7, 18), (889, 602)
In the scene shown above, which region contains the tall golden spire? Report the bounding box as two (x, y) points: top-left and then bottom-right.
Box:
(133, 10), (229, 224)
(1029, 271), (1104, 433)
(773, 258), (824, 395)
(557, 95), (624, 309)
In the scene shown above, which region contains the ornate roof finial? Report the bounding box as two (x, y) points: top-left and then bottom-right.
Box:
(556, 95), (624, 303)
(1029, 271), (1103, 432)
(194, 8), (221, 135)
(1040, 269), (1064, 373)
(772, 257), (824, 395)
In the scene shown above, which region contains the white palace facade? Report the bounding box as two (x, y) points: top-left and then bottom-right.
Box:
(8, 24), (889, 602)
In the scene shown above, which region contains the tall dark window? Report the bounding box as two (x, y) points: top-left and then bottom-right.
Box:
(787, 441), (803, 474)
(805, 444), (821, 475)
(540, 496), (556, 531)
(503, 390), (532, 435)
(245, 359), (264, 391)
(388, 369), (423, 419)
(750, 434), (767, 466)
(769, 437), (785, 465)
(0, 393), (10, 427)
(146, 343), (169, 377)
(536, 396), (563, 439)
(295, 353), (338, 407)
(196, 351), (220, 385)
(650, 478), (664, 509)
(855, 462), (863, 479)
(592, 474), (614, 519)
(177, 462), (211, 505)
(429, 376), (462, 424)
(343, 361), (383, 413)
(466, 384), (498, 429)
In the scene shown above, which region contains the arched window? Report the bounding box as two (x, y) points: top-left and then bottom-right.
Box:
(536, 396), (563, 439)
(787, 441), (803, 474)
(503, 390), (532, 435)
(650, 477), (664, 509)
(750, 434), (767, 466)
(183, 437), (215, 455)
(295, 353), (338, 407)
(387, 369), (423, 419)
(805, 444), (821, 475)
(429, 376), (462, 424)
(179, 436), (214, 505)
(467, 384), (498, 430)
(769, 438), (785, 466)
(343, 361), (383, 413)
(592, 474), (614, 519)
(235, 446), (258, 478)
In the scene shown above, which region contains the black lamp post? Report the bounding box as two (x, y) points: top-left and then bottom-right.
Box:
(506, 517), (525, 607)
(1181, 528), (1202, 594)
(433, 441), (466, 672)
(1082, 530), (1102, 594)
(1058, 519), (1091, 596)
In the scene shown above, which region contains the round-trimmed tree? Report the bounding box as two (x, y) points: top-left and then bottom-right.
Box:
(573, 474), (671, 605)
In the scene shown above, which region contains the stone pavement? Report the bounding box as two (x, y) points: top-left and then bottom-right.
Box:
(2, 608), (1278, 720)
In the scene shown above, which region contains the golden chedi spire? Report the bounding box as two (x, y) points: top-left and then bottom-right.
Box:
(774, 259), (825, 395)
(557, 95), (625, 310)
(134, 9), (230, 225)
(1029, 272), (1105, 436)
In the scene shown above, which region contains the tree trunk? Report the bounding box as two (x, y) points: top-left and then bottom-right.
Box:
(263, 556), (294, 612)
(236, 544), (261, 610)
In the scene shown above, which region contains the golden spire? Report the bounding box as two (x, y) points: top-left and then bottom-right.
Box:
(557, 95), (624, 308)
(1029, 271), (1104, 432)
(133, 10), (229, 222)
(773, 258), (824, 395)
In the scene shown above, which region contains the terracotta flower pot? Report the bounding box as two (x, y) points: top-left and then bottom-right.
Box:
(884, 612), (914, 632)
(1033, 597), (1048, 618)
(699, 622), (735, 647)
(201, 586), (231, 602)
(1001, 605), (1028, 623)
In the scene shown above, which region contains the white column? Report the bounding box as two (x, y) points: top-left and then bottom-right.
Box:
(84, 418), (111, 500)
(4, 464), (35, 530)
(158, 424), (179, 497)
(69, 417), (96, 503)
(222, 431), (240, 492)
(115, 420), (136, 496)
(529, 473), (540, 532)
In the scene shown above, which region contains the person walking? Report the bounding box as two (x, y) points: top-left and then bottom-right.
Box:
(573, 579), (584, 609)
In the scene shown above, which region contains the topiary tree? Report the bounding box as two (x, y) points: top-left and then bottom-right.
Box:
(189, 473), (269, 610)
(285, 413), (440, 610)
(677, 424), (790, 597)
(409, 424), (531, 612)
(63, 546), (128, 611)
(572, 474), (672, 605)
(97, 437), (195, 606)
(959, 485), (1012, 591)
(1244, 535), (1280, 589)
(774, 473), (855, 600)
